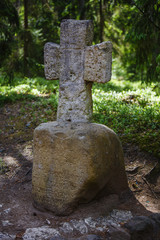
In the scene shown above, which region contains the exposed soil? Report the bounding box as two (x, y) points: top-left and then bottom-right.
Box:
(0, 102), (160, 238)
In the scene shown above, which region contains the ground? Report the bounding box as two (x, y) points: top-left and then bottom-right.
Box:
(0, 102), (160, 238)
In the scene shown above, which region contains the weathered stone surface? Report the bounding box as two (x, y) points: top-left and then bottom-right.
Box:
(58, 47), (93, 122)
(44, 42), (60, 80)
(57, 81), (93, 123)
(43, 19), (112, 123)
(60, 19), (93, 49)
(57, 20), (93, 123)
(84, 42), (112, 83)
(32, 122), (128, 215)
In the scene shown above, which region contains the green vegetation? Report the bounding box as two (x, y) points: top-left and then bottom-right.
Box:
(0, 77), (59, 107)
(0, 0), (160, 160)
(93, 80), (160, 157)
(0, 77), (160, 157)
(1, 0), (160, 83)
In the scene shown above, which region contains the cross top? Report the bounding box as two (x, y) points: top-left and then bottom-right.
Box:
(44, 19), (112, 123)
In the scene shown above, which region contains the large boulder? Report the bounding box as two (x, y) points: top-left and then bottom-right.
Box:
(32, 122), (128, 215)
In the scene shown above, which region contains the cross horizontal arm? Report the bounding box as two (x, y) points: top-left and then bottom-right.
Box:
(84, 41), (112, 83)
(44, 42), (60, 80)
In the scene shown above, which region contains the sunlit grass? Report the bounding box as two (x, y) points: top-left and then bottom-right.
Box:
(0, 77), (59, 106)
(93, 80), (160, 157)
(0, 77), (160, 157)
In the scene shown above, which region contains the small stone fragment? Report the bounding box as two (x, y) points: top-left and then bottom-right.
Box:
(46, 219), (51, 225)
(0, 232), (15, 240)
(23, 226), (60, 240)
(71, 220), (88, 234)
(84, 217), (97, 229)
(2, 220), (13, 226)
(59, 222), (73, 234)
(3, 208), (11, 214)
(110, 209), (133, 223)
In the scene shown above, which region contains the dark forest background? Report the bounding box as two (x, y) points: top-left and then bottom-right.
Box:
(0, 0), (160, 84)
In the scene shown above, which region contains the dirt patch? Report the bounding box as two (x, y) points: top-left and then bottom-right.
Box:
(0, 102), (160, 238)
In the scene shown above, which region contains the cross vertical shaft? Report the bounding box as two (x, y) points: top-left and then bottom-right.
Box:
(57, 20), (93, 123)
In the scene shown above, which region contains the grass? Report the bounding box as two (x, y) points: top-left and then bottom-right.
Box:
(0, 76), (160, 158)
(0, 77), (59, 107)
(92, 80), (160, 157)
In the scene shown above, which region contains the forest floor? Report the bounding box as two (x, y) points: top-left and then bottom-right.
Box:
(0, 102), (160, 239)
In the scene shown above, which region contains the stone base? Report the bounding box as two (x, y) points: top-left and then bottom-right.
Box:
(32, 122), (128, 215)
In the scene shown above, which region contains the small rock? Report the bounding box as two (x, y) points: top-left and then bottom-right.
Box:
(23, 226), (60, 240)
(125, 165), (140, 174)
(26, 122), (31, 128)
(2, 220), (13, 226)
(97, 216), (115, 228)
(46, 219), (51, 225)
(59, 222), (73, 234)
(71, 220), (88, 234)
(4, 208), (11, 214)
(0, 232), (15, 240)
(84, 217), (97, 229)
(96, 227), (104, 232)
(110, 209), (133, 223)
(124, 215), (158, 240)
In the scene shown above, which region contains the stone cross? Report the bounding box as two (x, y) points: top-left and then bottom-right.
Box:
(32, 21), (128, 215)
(44, 19), (112, 123)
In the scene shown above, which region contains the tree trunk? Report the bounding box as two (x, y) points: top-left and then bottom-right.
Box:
(24, 0), (28, 76)
(79, 0), (85, 20)
(99, 0), (104, 42)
